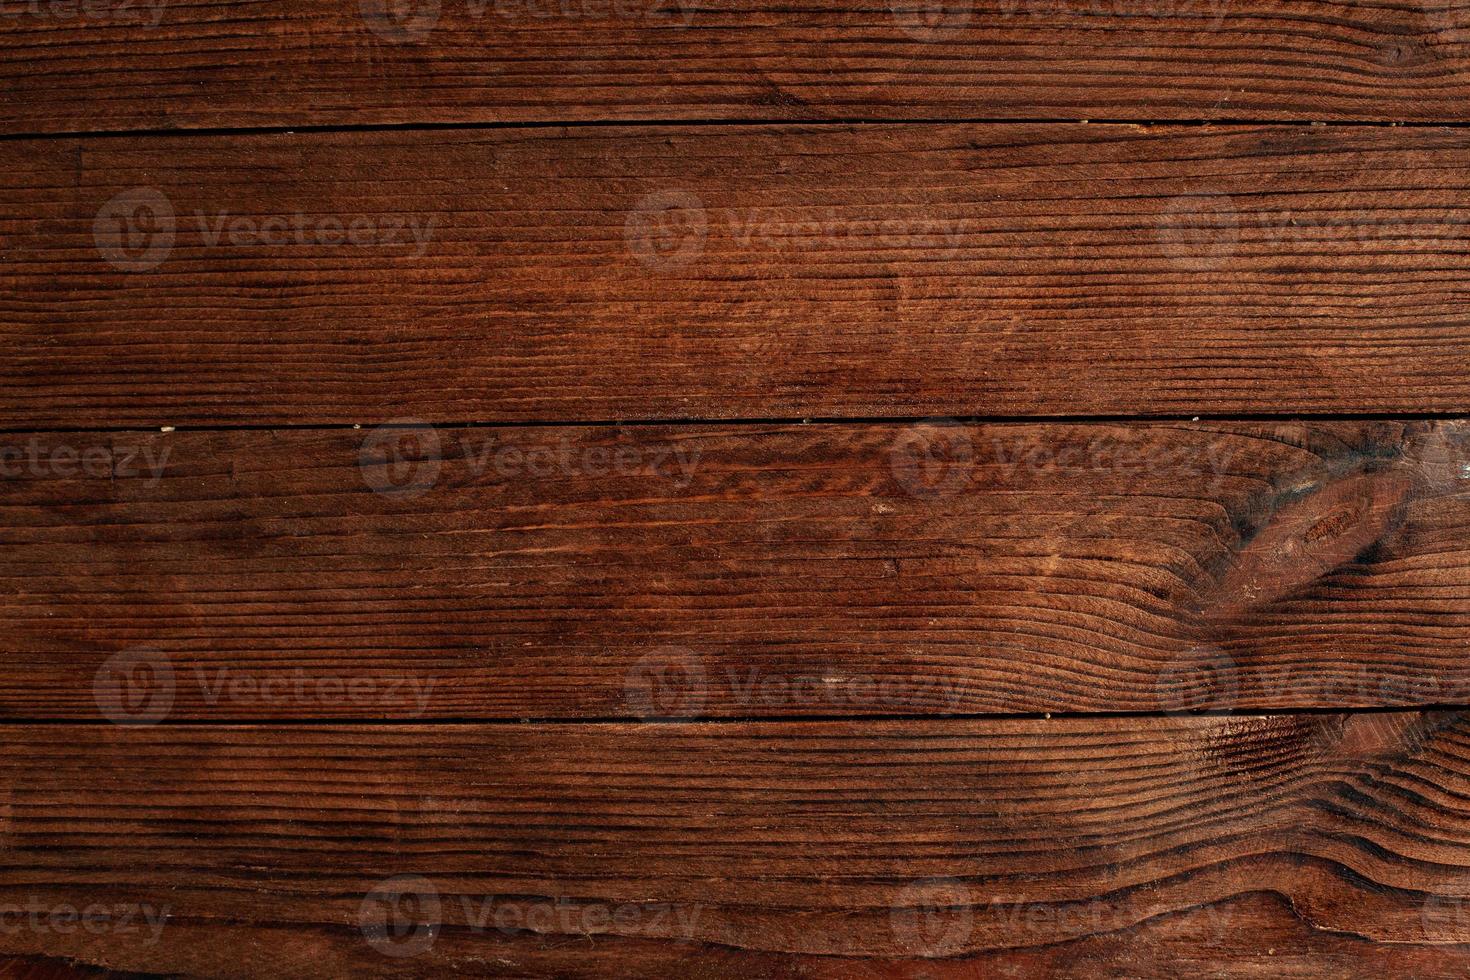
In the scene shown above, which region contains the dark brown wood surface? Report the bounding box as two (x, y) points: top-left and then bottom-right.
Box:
(0, 716), (1466, 976)
(10, 3), (1470, 974)
(3, 420), (1466, 720)
(9, 123), (1470, 424)
(10, 894), (1470, 979)
(5, 0), (1470, 134)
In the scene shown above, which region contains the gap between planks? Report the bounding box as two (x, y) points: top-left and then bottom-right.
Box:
(4, 411), (1470, 436)
(2, 117), (1467, 143)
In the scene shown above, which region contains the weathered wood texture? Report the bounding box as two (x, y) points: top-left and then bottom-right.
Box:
(9, 124), (1470, 425)
(7, 895), (1470, 979)
(0, 960), (132, 980)
(3, 0), (1470, 134)
(4, 419), (1467, 720)
(0, 716), (1467, 977)
(24, 894), (1469, 980)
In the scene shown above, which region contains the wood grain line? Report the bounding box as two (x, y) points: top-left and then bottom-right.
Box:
(5, 0), (1470, 132)
(8, 124), (1470, 423)
(0, 715), (1465, 976)
(3, 420), (1467, 719)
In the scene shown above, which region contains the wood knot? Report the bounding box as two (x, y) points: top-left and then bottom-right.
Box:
(1377, 37), (1434, 67)
(1200, 468), (1414, 624)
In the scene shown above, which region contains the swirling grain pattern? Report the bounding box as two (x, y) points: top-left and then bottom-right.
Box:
(0, 716), (1464, 975)
(0, 420), (1466, 719)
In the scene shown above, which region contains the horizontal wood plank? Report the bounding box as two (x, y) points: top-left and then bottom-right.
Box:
(8, 124), (1470, 424)
(0, 715), (1469, 976)
(5, 0), (1470, 133)
(15, 894), (1470, 979)
(4, 420), (1468, 719)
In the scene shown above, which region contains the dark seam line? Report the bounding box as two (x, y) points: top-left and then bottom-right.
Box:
(0, 705), (1461, 726)
(0, 411), (1465, 435)
(2, 116), (1467, 142)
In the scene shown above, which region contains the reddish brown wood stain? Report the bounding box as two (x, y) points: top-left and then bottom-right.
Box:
(1, 421), (1467, 720)
(0, 717), (1461, 975)
(5, 0), (1470, 133)
(1203, 470), (1416, 621)
(7, 126), (1470, 423)
(7, 9), (1470, 978)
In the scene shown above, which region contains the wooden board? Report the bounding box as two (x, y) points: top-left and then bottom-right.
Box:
(9, 123), (1470, 425)
(8, 894), (1470, 979)
(11, 7), (1470, 974)
(0, 715), (1467, 976)
(6, 0), (1470, 134)
(4, 419), (1467, 720)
